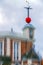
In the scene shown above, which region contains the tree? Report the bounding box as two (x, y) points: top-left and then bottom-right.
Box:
(0, 56), (11, 65)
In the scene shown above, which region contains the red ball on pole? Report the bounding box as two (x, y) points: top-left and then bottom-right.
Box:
(25, 17), (31, 23)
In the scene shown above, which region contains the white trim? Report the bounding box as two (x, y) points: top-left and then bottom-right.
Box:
(28, 59), (32, 65)
(12, 40), (14, 61)
(22, 61), (23, 65)
(18, 41), (21, 61)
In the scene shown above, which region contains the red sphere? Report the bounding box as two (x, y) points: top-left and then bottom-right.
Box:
(25, 17), (31, 23)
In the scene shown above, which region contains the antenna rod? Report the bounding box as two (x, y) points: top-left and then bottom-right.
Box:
(25, 7), (32, 17)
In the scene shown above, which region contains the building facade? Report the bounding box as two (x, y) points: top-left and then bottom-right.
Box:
(0, 24), (41, 65)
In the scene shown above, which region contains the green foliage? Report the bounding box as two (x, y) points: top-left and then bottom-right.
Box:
(0, 56), (11, 65)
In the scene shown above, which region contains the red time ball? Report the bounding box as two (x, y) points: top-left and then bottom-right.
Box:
(25, 17), (31, 23)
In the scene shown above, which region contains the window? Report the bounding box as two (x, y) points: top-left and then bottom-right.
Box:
(29, 29), (33, 39)
(14, 42), (19, 61)
(0, 42), (2, 56)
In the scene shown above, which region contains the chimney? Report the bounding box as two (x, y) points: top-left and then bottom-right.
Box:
(11, 28), (13, 33)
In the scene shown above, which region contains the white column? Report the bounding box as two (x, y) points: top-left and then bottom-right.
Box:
(28, 59), (32, 65)
(2, 39), (4, 56)
(6, 38), (10, 56)
(22, 61), (23, 65)
(12, 41), (21, 61)
(12, 40), (14, 61)
(18, 41), (21, 61)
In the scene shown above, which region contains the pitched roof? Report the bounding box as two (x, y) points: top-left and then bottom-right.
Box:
(22, 24), (35, 30)
(22, 47), (40, 61)
(0, 30), (35, 42)
(0, 31), (28, 40)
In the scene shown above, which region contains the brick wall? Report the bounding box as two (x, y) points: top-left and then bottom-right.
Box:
(21, 41), (32, 55)
(21, 41), (26, 55)
(41, 60), (43, 65)
(26, 42), (32, 52)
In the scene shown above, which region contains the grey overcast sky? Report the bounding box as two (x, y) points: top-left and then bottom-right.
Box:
(0, 0), (43, 58)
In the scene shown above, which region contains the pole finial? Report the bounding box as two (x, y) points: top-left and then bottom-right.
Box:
(25, 0), (32, 24)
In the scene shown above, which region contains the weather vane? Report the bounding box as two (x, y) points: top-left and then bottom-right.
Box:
(26, 0), (29, 5)
(25, 0), (32, 23)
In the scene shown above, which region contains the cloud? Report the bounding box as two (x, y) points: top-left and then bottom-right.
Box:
(1, 0), (24, 8)
(40, 51), (43, 58)
(0, 8), (3, 24)
(38, 18), (43, 27)
(0, 7), (8, 25)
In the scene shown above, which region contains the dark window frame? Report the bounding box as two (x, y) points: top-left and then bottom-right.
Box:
(14, 42), (19, 61)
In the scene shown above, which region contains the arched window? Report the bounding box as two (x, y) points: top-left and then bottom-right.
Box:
(29, 29), (33, 39)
